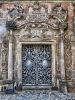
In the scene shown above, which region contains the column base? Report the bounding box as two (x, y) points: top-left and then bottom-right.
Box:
(5, 80), (15, 94)
(5, 89), (15, 94)
(16, 83), (22, 91)
(59, 79), (67, 93)
(51, 87), (58, 91)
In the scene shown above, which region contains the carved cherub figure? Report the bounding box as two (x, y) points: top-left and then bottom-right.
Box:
(7, 3), (24, 21)
(48, 3), (67, 29)
(6, 3), (25, 30)
(14, 3), (24, 15)
(53, 3), (67, 26)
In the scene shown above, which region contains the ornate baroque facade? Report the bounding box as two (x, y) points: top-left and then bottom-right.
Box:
(0, 1), (75, 93)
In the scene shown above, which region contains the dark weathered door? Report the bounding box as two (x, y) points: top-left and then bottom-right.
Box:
(22, 44), (52, 88)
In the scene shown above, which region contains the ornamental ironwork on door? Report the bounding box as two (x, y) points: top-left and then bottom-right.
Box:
(22, 44), (52, 88)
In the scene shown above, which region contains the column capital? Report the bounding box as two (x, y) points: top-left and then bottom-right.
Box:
(59, 28), (64, 40)
(9, 30), (13, 43)
(9, 36), (13, 43)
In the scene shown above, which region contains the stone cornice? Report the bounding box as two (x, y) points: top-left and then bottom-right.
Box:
(0, 0), (74, 3)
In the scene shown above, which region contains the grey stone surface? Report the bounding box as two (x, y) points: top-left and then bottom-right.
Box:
(0, 91), (75, 100)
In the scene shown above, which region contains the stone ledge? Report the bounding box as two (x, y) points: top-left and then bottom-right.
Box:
(0, 0), (74, 3)
(0, 91), (75, 100)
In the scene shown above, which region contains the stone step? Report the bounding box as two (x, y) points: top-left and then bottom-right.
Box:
(0, 91), (75, 100)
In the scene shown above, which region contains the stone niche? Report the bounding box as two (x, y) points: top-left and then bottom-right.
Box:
(0, 1), (75, 93)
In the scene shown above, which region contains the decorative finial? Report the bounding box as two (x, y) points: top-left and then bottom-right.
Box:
(72, 2), (75, 7)
(33, 1), (40, 11)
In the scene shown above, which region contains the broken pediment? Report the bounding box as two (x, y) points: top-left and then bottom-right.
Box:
(6, 1), (68, 41)
(6, 2), (67, 29)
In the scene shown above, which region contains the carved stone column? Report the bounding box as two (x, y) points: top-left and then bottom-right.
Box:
(8, 30), (13, 80)
(59, 29), (67, 93)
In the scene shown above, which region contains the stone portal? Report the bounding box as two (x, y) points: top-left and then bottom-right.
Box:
(0, 1), (69, 93)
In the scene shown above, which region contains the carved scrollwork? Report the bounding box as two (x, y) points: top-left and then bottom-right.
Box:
(2, 39), (8, 79)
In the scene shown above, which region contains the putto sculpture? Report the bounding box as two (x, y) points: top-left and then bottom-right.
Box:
(7, 3), (24, 21)
(48, 3), (67, 29)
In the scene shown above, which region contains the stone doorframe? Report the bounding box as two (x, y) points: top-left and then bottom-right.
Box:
(16, 41), (56, 89)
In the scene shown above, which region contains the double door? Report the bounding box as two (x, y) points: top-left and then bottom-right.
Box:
(22, 44), (52, 88)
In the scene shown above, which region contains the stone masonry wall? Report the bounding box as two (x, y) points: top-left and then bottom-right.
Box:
(0, 1), (75, 93)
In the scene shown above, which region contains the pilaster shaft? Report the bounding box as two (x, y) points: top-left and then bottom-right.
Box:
(17, 42), (22, 85)
(8, 30), (13, 80)
(52, 44), (56, 87)
(60, 29), (65, 79)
